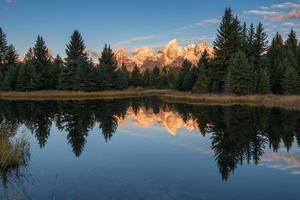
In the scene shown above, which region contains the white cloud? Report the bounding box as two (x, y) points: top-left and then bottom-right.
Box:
(112, 35), (159, 48)
(271, 2), (300, 9)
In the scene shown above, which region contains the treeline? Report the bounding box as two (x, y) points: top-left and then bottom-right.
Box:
(0, 29), (176, 92)
(177, 8), (300, 95)
(0, 8), (300, 94)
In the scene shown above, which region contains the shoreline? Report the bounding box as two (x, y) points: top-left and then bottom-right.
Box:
(0, 89), (299, 110)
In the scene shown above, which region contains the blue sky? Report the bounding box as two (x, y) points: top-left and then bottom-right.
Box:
(1, 0), (300, 58)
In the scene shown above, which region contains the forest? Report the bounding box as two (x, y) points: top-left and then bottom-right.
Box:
(0, 8), (299, 95)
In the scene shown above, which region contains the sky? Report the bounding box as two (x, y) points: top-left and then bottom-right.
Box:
(1, 0), (300, 58)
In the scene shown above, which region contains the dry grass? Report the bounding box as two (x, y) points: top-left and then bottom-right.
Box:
(162, 92), (300, 110)
(0, 137), (30, 171)
(0, 89), (172, 101)
(0, 89), (300, 110)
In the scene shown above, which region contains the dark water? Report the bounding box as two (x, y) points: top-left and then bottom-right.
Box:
(1, 97), (300, 200)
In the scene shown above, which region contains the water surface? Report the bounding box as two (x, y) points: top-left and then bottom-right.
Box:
(1, 98), (300, 200)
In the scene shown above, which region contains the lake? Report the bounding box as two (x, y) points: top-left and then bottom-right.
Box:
(1, 97), (300, 200)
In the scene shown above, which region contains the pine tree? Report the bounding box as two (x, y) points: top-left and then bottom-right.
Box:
(32, 35), (51, 89)
(142, 69), (151, 87)
(181, 67), (197, 91)
(212, 8), (243, 92)
(121, 64), (130, 85)
(253, 22), (268, 70)
(192, 64), (209, 93)
(228, 51), (254, 95)
(267, 32), (285, 94)
(176, 59), (193, 90)
(151, 66), (161, 88)
(0, 65), (18, 91)
(246, 23), (255, 61)
(0, 27), (8, 66)
(63, 30), (89, 90)
(16, 64), (35, 91)
(256, 68), (270, 94)
(5, 45), (18, 65)
(285, 29), (298, 57)
(131, 65), (142, 87)
(161, 67), (169, 88)
(115, 69), (129, 90)
(283, 65), (298, 94)
(197, 49), (210, 75)
(99, 44), (118, 89)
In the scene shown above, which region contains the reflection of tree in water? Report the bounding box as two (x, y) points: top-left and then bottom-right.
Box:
(0, 98), (300, 181)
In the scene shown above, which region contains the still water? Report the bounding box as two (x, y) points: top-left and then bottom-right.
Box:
(1, 97), (300, 200)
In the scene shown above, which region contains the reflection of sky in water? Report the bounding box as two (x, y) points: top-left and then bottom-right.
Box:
(17, 122), (300, 200)
(1, 102), (300, 200)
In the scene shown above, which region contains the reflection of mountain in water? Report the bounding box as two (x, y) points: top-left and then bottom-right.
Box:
(0, 97), (300, 181)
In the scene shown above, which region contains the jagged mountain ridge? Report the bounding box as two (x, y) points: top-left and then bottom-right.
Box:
(115, 39), (213, 70)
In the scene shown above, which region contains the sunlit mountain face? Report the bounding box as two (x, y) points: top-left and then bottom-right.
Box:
(2, 98), (300, 199)
(114, 39), (213, 70)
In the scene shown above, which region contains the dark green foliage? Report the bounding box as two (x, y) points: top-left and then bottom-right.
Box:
(142, 69), (151, 87)
(252, 22), (268, 70)
(32, 36), (52, 90)
(151, 66), (161, 88)
(176, 59), (193, 90)
(99, 44), (118, 89)
(181, 67), (197, 91)
(256, 68), (270, 94)
(192, 65), (209, 93)
(115, 69), (129, 90)
(0, 65), (18, 91)
(283, 66), (298, 95)
(131, 66), (142, 87)
(212, 8), (243, 92)
(267, 33), (285, 94)
(16, 64), (35, 91)
(0, 27), (8, 66)
(61, 30), (89, 90)
(228, 51), (254, 95)
(5, 45), (18, 65)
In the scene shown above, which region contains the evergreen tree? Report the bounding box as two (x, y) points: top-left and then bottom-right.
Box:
(121, 64), (130, 85)
(0, 65), (18, 90)
(151, 66), (161, 88)
(176, 59), (193, 90)
(246, 23), (255, 60)
(285, 29), (298, 57)
(32, 35), (52, 89)
(283, 66), (298, 94)
(16, 64), (35, 91)
(192, 64), (209, 93)
(99, 44), (118, 89)
(142, 69), (151, 87)
(253, 22), (268, 69)
(212, 8), (243, 92)
(131, 65), (142, 87)
(115, 69), (129, 90)
(0, 27), (8, 66)
(197, 49), (210, 75)
(181, 67), (197, 91)
(62, 30), (89, 90)
(5, 45), (18, 65)
(161, 67), (169, 88)
(228, 51), (254, 95)
(267, 32), (285, 94)
(256, 68), (270, 94)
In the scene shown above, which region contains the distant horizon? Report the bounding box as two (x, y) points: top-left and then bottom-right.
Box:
(1, 0), (300, 58)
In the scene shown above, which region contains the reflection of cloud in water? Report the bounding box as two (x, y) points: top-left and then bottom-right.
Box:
(117, 107), (200, 136)
(261, 148), (300, 175)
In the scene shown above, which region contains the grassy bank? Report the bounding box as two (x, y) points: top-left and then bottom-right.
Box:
(161, 92), (300, 110)
(0, 89), (172, 101)
(0, 89), (300, 110)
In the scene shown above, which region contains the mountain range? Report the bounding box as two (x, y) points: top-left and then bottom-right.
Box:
(114, 39), (213, 70)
